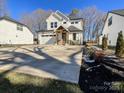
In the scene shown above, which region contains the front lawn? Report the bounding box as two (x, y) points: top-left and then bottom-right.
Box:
(0, 71), (82, 93)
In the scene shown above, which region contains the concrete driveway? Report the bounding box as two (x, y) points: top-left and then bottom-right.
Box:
(0, 45), (82, 83)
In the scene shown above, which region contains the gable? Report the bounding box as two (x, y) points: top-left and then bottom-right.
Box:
(55, 11), (69, 21)
(0, 18), (32, 32)
(52, 13), (63, 21)
(0, 19), (33, 35)
(46, 11), (69, 22)
(102, 12), (124, 36)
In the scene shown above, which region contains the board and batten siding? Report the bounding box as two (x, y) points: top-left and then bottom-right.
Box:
(46, 13), (71, 31)
(100, 13), (124, 46)
(69, 32), (83, 44)
(0, 19), (33, 44)
(46, 13), (83, 31)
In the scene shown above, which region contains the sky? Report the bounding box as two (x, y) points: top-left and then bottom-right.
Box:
(7, 0), (124, 20)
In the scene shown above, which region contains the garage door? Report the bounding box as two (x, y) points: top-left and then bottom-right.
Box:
(39, 35), (56, 44)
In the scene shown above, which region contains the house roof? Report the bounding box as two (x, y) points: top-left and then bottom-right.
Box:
(55, 11), (69, 21)
(0, 16), (33, 34)
(68, 12), (83, 21)
(0, 16), (28, 26)
(37, 30), (53, 33)
(67, 26), (82, 31)
(51, 11), (70, 22)
(70, 18), (83, 20)
(110, 9), (124, 16)
(55, 25), (69, 32)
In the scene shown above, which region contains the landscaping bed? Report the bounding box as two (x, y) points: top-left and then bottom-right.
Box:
(79, 63), (124, 93)
(0, 71), (82, 93)
(80, 46), (124, 93)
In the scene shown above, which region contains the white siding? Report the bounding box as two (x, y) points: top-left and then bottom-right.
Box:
(100, 13), (124, 46)
(70, 20), (83, 30)
(0, 20), (33, 44)
(38, 31), (83, 45)
(69, 32), (83, 44)
(46, 13), (83, 31)
(38, 11), (84, 45)
(46, 14), (61, 30)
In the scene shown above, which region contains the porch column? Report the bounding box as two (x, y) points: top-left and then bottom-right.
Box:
(56, 31), (58, 45)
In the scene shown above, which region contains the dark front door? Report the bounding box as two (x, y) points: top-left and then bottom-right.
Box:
(62, 33), (66, 44)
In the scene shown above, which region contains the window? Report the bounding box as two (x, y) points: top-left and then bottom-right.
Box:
(17, 24), (23, 31)
(71, 22), (74, 24)
(73, 33), (76, 40)
(51, 22), (57, 28)
(54, 22), (57, 28)
(108, 16), (112, 26)
(51, 22), (54, 28)
(63, 22), (66, 24)
(75, 21), (79, 24)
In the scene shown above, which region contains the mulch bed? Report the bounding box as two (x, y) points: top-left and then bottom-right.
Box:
(79, 63), (124, 93)
(79, 48), (124, 93)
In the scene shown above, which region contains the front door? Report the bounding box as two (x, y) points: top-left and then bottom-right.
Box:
(56, 26), (68, 45)
(56, 31), (67, 45)
(62, 33), (66, 44)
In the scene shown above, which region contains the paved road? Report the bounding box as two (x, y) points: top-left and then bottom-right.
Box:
(0, 45), (82, 83)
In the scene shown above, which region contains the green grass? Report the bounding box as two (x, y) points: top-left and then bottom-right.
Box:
(0, 71), (82, 93)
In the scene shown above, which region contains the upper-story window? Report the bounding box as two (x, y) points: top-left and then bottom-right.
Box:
(54, 22), (57, 28)
(63, 22), (66, 24)
(51, 22), (54, 28)
(75, 21), (79, 24)
(51, 22), (57, 28)
(108, 16), (112, 26)
(71, 22), (74, 24)
(17, 24), (23, 31)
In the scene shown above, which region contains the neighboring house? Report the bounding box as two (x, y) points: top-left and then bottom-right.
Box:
(0, 16), (33, 44)
(38, 10), (84, 45)
(99, 9), (124, 46)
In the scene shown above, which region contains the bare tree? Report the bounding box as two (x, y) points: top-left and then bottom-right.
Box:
(0, 0), (9, 17)
(21, 13), (35, 31)
(20, 9), (52, 35)
(32, 9), (52, 31)
(77, 6), (106, 42)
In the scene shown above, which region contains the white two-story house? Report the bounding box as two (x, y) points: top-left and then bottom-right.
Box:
(37, 10), (84, 45)
(100, 9), (124, 46)
(0, 16), (33, 45)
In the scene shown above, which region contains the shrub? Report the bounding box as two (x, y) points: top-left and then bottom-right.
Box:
(102, 35), (108, 50)
(115, 31), (124, 57)
(87, 48), (95, 60)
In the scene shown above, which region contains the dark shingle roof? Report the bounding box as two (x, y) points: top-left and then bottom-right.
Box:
(68, 26), (82, 31)
(110, 9), (124, 16)
(0, 16), (27, 26)
(70, 18), (83, 20)
(37, 30), (53, 33)
(0, 16), (33, 33)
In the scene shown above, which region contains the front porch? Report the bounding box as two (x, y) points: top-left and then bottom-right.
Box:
(55, 26), (69, 45)
(38, 26), (83, 45)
